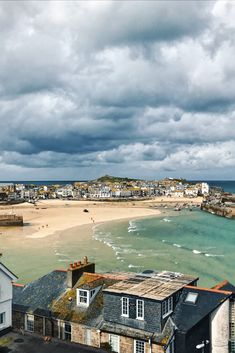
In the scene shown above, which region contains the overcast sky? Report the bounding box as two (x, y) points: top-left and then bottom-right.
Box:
(0, 1), (235, 180)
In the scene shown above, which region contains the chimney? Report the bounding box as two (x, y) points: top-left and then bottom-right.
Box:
(67, 256), (95, 288)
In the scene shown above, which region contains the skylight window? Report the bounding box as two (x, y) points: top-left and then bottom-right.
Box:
(185, 292), (198, 304)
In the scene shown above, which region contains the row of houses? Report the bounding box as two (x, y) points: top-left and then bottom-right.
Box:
(0, 180), (210, 202)
(1, 257), (234, 353)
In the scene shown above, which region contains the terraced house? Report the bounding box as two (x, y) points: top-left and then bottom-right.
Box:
(11, 258), (234, 353)
(0, 261), (17, 335)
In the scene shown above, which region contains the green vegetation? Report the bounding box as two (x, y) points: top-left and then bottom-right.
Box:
(95, 175), (140, 183)
(0, 336), (13, 346)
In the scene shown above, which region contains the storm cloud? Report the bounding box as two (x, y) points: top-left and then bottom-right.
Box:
(0, 0), (235, 180)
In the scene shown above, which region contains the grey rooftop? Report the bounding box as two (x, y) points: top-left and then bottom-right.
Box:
(103, 270), (198, 301)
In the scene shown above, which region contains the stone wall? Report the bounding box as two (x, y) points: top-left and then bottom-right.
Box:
(12, 311), (24, 330)
(72, 323), (100, 347)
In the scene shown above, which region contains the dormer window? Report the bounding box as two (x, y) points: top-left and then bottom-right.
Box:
(78, 290), (88, 305)
(76, 287), (100, 307)
(162, 296), (173, 318)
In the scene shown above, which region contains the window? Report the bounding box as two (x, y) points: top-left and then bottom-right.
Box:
(64, 322), (71, 341)
(26, 314), (34, 332)
(185, 292), (198, 304)
(230, 301), (235, 353)
(109, 334), (120, 353)
(121, 297), (129, 317)
(136, 300), (144, 320)
(78, 290), (88, 305)
(90, 289), (96, 298)
(162, 297), (173, 318)
(0, 312), (5, 326)
(134, 340), (145, 353)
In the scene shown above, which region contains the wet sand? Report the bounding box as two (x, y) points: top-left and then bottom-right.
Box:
(0, 197), (202, 283)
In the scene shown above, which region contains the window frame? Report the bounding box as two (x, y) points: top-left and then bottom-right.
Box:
(134, 339), (145, 353)
(136, 299), (144, 320)
(0, 312), (5, 326)
(185, 292), (198, 304)
(26, 314), (34, 332)
(109, 334), (120, 353)
(121, 297), (129, 317)
(162, 296), (173, 318)
(77, 289), (89, 306)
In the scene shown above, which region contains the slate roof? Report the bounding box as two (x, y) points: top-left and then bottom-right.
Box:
(212, 280), (235, 294)
(0, 262), (18, 281)
(52, 273), (118, 326)
(172, 285), (231, 333)
(13, 270), (67, 317)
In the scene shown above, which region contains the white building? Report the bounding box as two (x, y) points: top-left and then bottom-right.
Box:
(184, 187), (199, 197)
(0, 262), (17, 334)
(201, 182), (210, 195)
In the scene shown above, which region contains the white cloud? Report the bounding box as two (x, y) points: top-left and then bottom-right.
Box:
(0, 1), (234, 179)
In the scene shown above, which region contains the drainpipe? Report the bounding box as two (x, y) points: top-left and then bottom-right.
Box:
(148, 334), (154, 353)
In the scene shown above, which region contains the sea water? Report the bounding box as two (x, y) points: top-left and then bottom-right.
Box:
(93, 209), (235, 287)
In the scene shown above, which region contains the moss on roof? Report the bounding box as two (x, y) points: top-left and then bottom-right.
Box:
(52, 274), (118, 325)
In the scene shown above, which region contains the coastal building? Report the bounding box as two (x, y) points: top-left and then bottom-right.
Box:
(184, 187), (199, 197)
(102, 270), (198, 353)
(11, 259), (234, 353)
(212, 280), (235, 353)
(0, 261), (18, 335)
(201, 183), (210, 195)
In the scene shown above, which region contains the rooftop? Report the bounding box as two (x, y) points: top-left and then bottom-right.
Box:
(13, 269), (67, 317)
(172, 285), (232, 332)
(103, 270), (198, 301)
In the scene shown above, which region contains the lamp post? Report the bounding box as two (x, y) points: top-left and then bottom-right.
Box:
(196, 340), (210, 353)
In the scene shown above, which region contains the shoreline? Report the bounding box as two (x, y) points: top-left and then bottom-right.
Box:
(0, 197), (203, 240)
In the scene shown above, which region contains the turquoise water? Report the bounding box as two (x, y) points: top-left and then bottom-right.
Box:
(94, 209), (235, 287)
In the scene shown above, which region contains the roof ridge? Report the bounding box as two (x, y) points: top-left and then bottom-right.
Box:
(186, 285), (232, 296)
(212, 280), (229, 290)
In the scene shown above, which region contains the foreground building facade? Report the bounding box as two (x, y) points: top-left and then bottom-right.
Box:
(11, 258), (235, 353)
(0, 261), (17, 335)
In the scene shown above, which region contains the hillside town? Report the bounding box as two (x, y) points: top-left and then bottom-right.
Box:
(0, 176), (210, 203)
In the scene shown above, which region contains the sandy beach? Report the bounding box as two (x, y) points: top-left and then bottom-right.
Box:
(0, 199), (161, 239)
(0, 196), (203, 239)
(0, 197), (203, 282)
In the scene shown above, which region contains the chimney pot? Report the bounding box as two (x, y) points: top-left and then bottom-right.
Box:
(84, 256), (88, 265)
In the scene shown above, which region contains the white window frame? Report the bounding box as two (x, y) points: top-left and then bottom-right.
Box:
(162, 297), (173, 318)
(134, 339), (145, 353)
(26, 314), (34, 332)
(109, 334), (120, 353)
(77, 289), (89, 306)
(121, 297), (129, 317)
(136, 299), (144, 320)
(0, 312), (5, 326)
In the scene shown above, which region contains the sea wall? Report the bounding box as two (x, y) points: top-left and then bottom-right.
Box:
(201, 204), (234, 219)
(0, 215), (23, 226)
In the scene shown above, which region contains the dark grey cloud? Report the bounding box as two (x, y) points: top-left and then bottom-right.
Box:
(0, 0), (235, 180)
